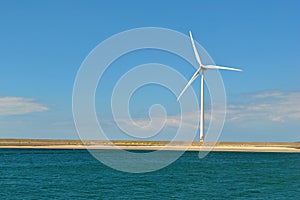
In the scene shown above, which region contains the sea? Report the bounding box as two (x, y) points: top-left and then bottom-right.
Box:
(0, 149), (299, 199)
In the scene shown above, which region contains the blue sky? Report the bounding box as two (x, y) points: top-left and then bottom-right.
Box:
(0, 0), (299, 141)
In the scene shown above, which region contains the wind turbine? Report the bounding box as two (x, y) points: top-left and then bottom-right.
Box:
(177, 31), (242, 141)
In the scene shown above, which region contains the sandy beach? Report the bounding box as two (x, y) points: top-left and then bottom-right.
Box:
(0, 139), (299, 153)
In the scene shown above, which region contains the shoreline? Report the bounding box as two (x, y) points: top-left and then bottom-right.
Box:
(0, 139), (299, 153)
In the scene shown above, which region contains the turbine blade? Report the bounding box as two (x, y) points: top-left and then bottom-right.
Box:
(189, 31), (202, 66)
(204, 65), (242, 72)
(177, 68), (201, 101)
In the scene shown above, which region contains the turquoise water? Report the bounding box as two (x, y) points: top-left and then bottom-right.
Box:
(0, 149), (299, 199)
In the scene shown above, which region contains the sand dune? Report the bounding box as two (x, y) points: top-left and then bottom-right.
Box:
(0, 139), (299, 153)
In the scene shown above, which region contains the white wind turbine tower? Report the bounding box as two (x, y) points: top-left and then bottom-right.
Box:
(177, 31), (242, 141)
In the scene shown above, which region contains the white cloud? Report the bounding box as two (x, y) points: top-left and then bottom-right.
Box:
(227, 91), (300, 123)
(109, 91), (300, 132)
(115, 111), (199, 130)
(0, 97), (48, 116)
(109, 111), (214, 136)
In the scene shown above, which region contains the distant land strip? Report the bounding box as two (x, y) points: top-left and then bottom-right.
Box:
(0, 139), (299, 153)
